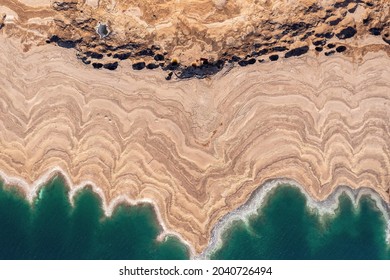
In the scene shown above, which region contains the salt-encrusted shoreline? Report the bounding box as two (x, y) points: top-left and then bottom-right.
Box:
(197, 178), (390, 260)
(0, 168), (389, 260)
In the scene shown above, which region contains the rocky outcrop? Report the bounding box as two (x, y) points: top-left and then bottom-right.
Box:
(0, 0), (389, 78)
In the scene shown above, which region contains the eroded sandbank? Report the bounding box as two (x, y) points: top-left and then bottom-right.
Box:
(0, 35), (389, 253)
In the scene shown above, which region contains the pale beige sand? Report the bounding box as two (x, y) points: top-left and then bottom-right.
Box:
(0, 34), (389, 253)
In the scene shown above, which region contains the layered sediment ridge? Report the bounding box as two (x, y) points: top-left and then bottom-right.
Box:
(0, 32), (389, 253)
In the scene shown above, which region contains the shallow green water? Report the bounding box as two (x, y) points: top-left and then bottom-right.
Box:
(0, 177), (189, 260)
(211, 185), (390, 260)
(0, 178), (389, 259)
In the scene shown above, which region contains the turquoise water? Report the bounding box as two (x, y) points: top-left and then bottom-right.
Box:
(0, 178), (389, 259)
(0, 177), (189, 259)
(211, 185), (390, 259)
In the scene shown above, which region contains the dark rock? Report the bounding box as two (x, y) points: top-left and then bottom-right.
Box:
(348, 4), (358, 13)
(92, 62), (103, 69)
(90, 52), (103, 59)
(154, 54), (164, 61)
(325, 50), (335, 56)
(146, 63), (159, 70)
(50, 36), (81, 49)
(164, 61), (179, 71)
(281, 21), (311, 37)
(336, 46), (347, 52)
(57, 40), (78, 49)
(327, 43), (336, 49)
(313, 39), (326, 46)
(113, 52), (131, 60)
(315, 32), (334, 39)
(178, 60), (225, 79)
(200, 58), (209, 65)
(258, 49), (268, 55)
(49, 35), (60, 43)
(324, 32), (334, 39)
(237, 58), (256, 67)
(363, 17), (372, 25)
(284, 46), (309, 58)
(334, 0), (351, 8)
(231, 55), (241, 62)
(132, 62), (146, 70)
(272, 46), (288, 52)
(315, 46), (323, 52)
(369, 28), (382, 36)
(291, 22), (308, 31)
(81, 57), (91, 65)
(301, 31), (314, 40)
(106, 43), (139, 52)
(336, 26), (357, 39)
(328, 18), (342, 26)
(137, 49), (155, 56)
(215, 59), (225, 69)
(258, 59), (265, 63)
(165, 72), (173, 80)
(238, 60), (248, 67)
(103, 62), (118, 70)
(247, 58), (256, 64)
(269, 55), (279, 61)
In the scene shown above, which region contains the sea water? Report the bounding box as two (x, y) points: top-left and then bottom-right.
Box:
(211, 185), (389, 259)
(0, 177), (188, 260)
(0, 178), (388, 259)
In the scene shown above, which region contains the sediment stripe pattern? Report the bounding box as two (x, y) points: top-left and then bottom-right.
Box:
(0, 37), (389, 253)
